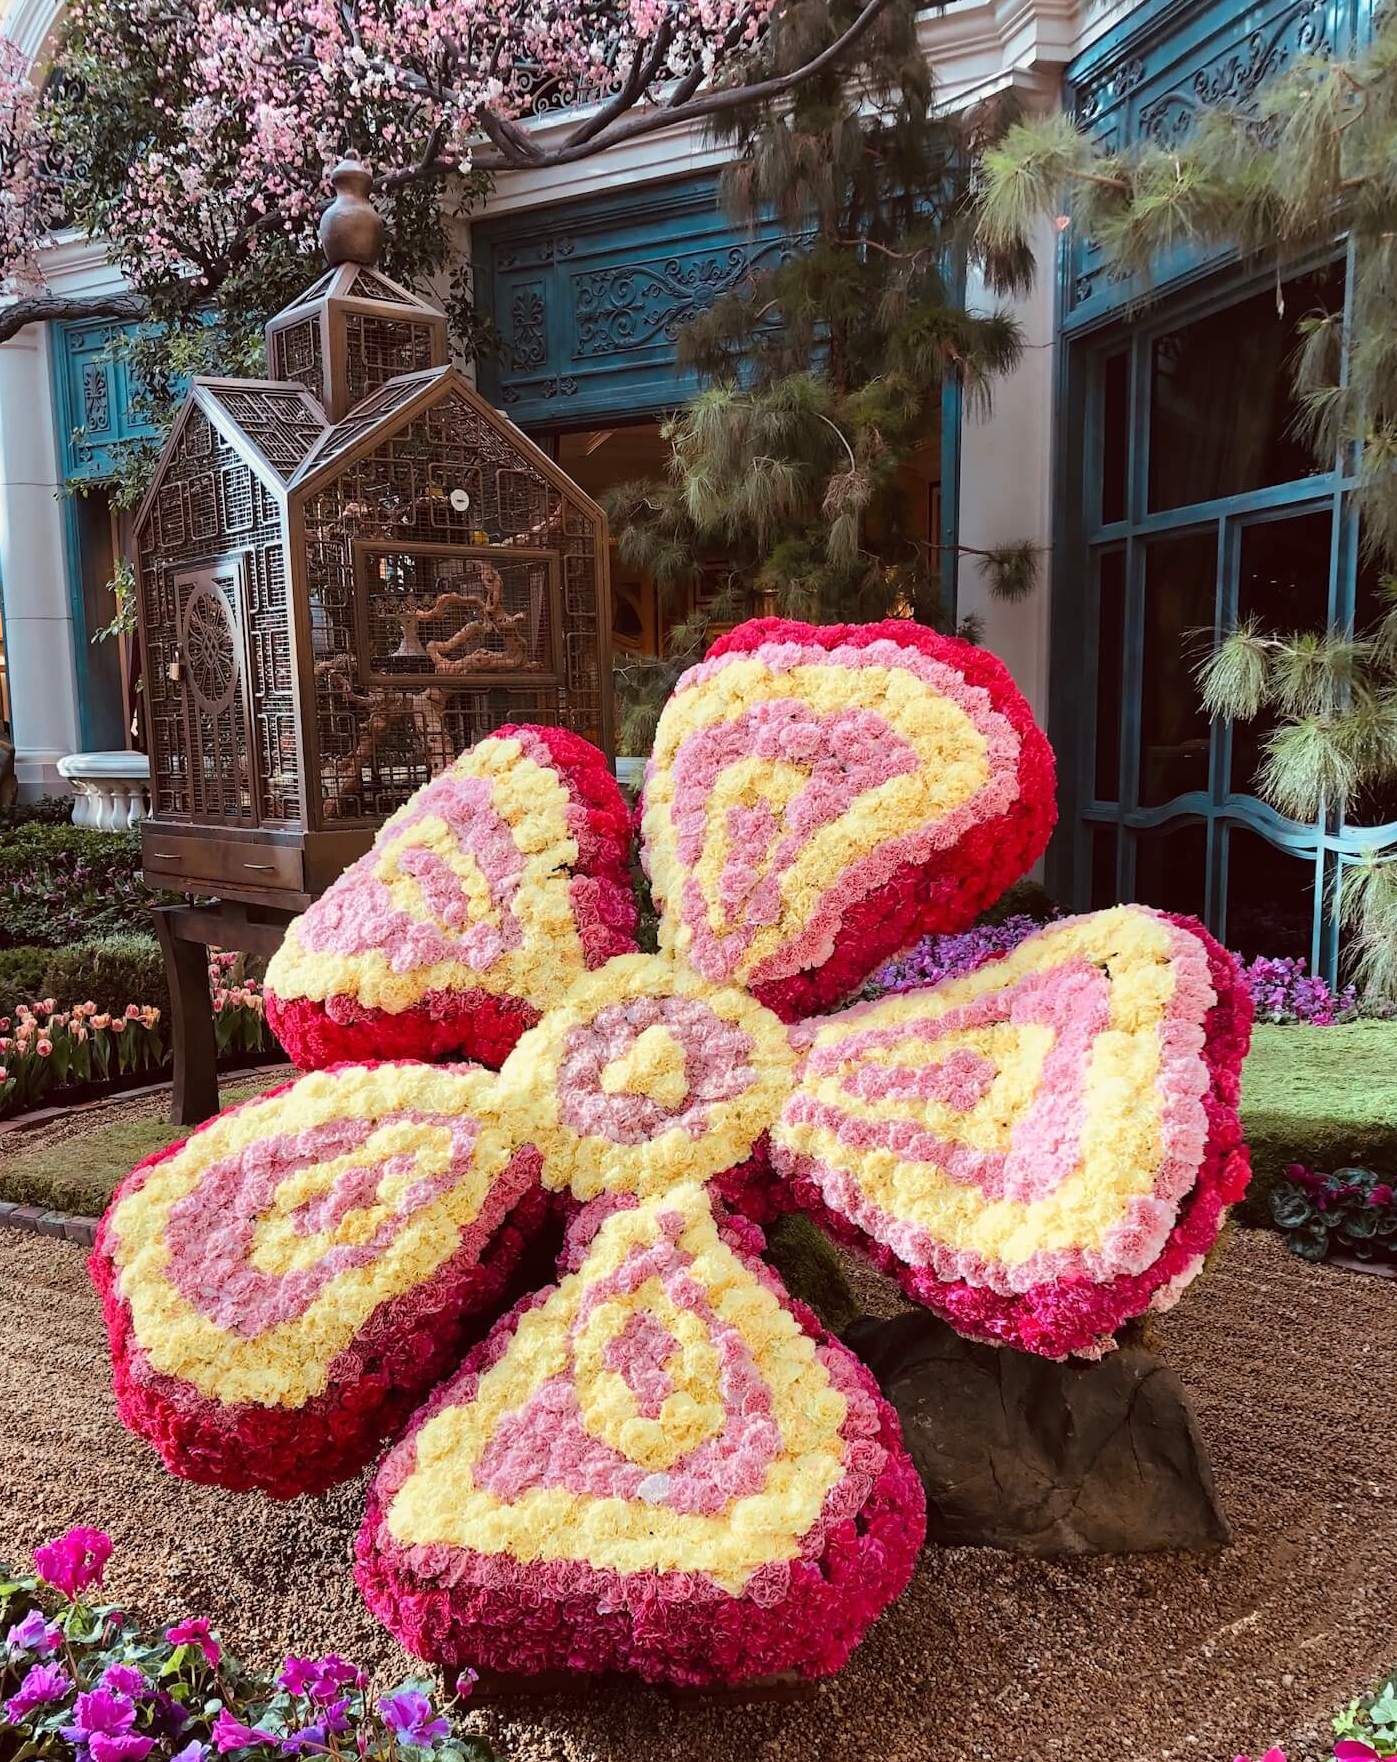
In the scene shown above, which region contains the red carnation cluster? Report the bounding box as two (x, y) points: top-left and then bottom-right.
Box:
(696, 619), (1058, 1018)
(265, 988), (538, 1078)
(775, 915), (1254, 1359)
(89, 1077), (550, 1501)
(355, 1221), (925, 1687)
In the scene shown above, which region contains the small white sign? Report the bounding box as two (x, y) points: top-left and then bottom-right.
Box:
(449, 488), (471, 513)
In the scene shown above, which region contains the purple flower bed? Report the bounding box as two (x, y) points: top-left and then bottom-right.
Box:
(862, 914), (1046, 999)
(866, 920), (1371, 1030)
(1240, 955), (1359, 1026)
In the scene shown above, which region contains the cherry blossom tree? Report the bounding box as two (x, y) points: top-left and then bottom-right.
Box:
(0, 0), (898, 343)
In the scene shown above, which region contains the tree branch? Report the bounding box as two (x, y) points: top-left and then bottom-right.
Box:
(0, 289), (148, 345)
(562, 20), (675, 152)
(472, 0), (900, 171)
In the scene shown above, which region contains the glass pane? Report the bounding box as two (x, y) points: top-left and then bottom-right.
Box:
(1225, 824), (1316, 961)
(1094, 547), (1126, 802)
(1133, 819), (1207, 920)
(1100, 349), (1129, 527)
(76, 489), (127, 751)
(1346, 541), (1397, 828)
(1148, 264), (1344, 512)
(1090, 823), (1118, 910)
(1140, 530), (1217, 806)
(1229, 511), (1333, 801)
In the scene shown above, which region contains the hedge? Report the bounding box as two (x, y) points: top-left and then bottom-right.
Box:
(0, 824), (172, 948)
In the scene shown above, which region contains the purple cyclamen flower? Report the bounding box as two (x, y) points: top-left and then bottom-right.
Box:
(64, 1687), (137, 1741)
(5, 1660), (71, 1721)
(5, 1609), (63, 1656)
(281, 1727), (329, 1755)
(211, 1710), (278, 1753)
(101, 1665), (148, 1699)
(90, 1736), (154, 1762)
(170, 1744), (209, 1762)
(378, 1688), (450, 1747)
(33, 1527), (113, 1601)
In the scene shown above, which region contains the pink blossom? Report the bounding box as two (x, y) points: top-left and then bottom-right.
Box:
(167, 1617), (222, 1667)
(34, 1525), (112, 1599)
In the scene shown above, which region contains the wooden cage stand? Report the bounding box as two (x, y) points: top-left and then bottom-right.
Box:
(152, 901), (297, 1126)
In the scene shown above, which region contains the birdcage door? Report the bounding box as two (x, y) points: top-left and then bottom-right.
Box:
(169, 553), (261, 824)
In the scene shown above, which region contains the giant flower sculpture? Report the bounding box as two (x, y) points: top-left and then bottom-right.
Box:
(90, 618), (1252, 1690)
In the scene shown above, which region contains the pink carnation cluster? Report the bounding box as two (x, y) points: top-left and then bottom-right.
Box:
(681, 619), (1058, 1019)
(355, 1209), (925, 1687)
(91, 1070), (549, 1500)
(267, 723), (637, 1072)
(773, 914), (1254, 1358)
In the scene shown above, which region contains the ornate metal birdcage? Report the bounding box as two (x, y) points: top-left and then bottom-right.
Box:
(132, 156), (613, 910)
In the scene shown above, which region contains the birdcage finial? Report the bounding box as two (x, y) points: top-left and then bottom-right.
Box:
(319, 151), (384, 267)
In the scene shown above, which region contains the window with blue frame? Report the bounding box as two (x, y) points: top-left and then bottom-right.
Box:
(1062, 255), (1396, 973)
(1051, 0), (1386, 979)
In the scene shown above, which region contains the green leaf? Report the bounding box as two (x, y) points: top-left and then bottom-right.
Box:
(1270, 1187), (1314, 1229)
(1290, 1219), (1332, 1260)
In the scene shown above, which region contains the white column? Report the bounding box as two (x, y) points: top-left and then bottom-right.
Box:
(955, 217), (1058, 729)
(0, 323), (82, 797)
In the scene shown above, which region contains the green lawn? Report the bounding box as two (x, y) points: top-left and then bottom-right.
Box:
(0, 1071), (287, 1218)
(1239, 1019), (1397, 1222)
(2, 1025), (1395, 1226)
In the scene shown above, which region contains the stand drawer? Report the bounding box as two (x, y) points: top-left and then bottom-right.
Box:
(142, 828), (305, 894)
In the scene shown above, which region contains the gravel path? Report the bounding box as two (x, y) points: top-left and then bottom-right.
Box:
(0, 1226), (1391, 1762)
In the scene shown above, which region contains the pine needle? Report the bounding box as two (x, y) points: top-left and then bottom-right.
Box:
(1196, 621), (1272, 722)
(1257, 715), (1359, 819)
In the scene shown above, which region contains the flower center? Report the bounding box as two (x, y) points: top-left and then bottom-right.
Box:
(599, 1023), (689, 1108)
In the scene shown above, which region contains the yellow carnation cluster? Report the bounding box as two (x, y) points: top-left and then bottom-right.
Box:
(386, 1184), (850, 1592)
(492, 953), (796, 1200)
(109, 1064), (515, 1408)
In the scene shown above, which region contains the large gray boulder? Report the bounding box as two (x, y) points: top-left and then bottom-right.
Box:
(844, 1312), (1229, 1557)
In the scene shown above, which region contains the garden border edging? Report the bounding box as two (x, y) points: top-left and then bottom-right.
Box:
(0, 1199), (97, 1245)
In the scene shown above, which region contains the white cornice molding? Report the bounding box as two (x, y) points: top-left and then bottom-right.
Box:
(480, 0), (1135, 217)
(1, 0), (64, 66)
(918, 0), (1139, 111)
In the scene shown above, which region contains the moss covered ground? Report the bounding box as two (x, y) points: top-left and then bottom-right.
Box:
(0, 1071), (286, 1217)
(1239, 1019), (1397, 1222)
(1, 1024), (1394, 1229)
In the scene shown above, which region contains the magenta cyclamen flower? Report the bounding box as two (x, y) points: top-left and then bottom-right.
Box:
(5, 1660), (71, 1721)
(377, 1688), (449, 1747)
(211, 1710), (277, 1753)
(5, 1608), (63, 1656)
(34, 1525), (113, 1600)
(64, 1687), (137, 1742)
(278, 1655), (363, 1704)
(167, 1618), (222, 1668)
(101, 1665), (147, 1698)
(89, 1736), (155, 1762)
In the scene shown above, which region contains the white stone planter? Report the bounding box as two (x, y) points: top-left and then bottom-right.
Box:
(56, 750), (151, 831)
